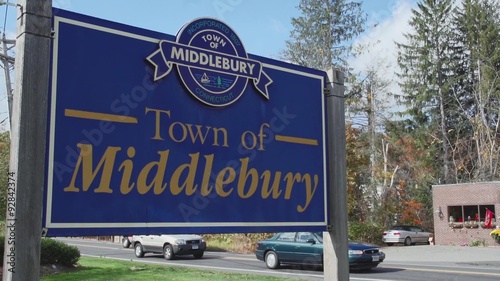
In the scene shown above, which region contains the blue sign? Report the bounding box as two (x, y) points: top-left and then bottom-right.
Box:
(44, 8), (329, 236)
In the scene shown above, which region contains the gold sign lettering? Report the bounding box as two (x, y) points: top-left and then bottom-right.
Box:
(64, 143), (319, 212)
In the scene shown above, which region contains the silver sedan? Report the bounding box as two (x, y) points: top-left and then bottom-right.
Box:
(382, 225), (432, 246)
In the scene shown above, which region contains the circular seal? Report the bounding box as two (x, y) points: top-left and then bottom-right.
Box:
(175, 18), (249, 107)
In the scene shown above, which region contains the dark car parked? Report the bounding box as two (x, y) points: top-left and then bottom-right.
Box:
(255, 232), (385, 271)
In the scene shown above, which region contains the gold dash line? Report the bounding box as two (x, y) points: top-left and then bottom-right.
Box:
(275, 135), (318, 146)
(65, 109), (138, 124)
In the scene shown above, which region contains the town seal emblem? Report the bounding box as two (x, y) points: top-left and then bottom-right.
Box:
(147, 18), (272, 107)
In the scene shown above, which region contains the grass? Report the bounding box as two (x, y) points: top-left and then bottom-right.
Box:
(205, 239), (235, 252)
(204, 233), (275, 253)
(41, 257), (291, 281)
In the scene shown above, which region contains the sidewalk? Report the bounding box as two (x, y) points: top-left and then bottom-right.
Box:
(381, 245), (500, 263)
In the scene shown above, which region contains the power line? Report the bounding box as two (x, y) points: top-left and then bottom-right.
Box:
(2, 0), (9, 34)
(0, 0), (16, 129)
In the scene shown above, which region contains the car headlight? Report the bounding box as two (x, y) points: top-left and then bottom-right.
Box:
(348, 250), (363, 255)
(175, 239), (186, 245)
(201, 238), (205, 243)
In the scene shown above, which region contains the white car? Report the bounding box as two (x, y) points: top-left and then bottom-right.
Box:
(121, 235), (134, 248)
(382, 225), (432, 246)
(132, 234), (206, 260)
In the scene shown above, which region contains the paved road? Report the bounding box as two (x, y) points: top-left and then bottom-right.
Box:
(61, 238), (500, 280)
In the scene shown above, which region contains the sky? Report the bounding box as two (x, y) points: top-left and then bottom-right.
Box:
(0, 0), (418, 130)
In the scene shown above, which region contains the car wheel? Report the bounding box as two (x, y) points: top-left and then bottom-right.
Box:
(404, 237), (412, 246)
(122, 237), (131, 248)
(386, 243), (394, 246)
(193, 252), (204, 259)
(265, 251), (280, 269)
(134, 243), (145, 258)
(163, 244), (175, 260)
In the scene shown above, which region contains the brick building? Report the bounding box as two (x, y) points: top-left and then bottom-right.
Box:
(432, 182), (500, 246)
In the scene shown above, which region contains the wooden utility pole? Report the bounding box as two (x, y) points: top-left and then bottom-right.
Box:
(2, 0), (51, 280)
(324, 69), (349, 280)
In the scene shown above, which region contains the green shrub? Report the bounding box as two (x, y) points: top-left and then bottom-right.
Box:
(469, 238), (486, 247)
(40, 238), (80, 266)
(348, 221), (385, 245)
(0, 236), (80, 266)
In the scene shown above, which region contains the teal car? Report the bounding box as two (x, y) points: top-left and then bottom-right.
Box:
(255, 232), (385, 271)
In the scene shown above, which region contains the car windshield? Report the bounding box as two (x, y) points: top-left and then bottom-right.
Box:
(313, 232), (324, 243)
(391, 226), (405, 230)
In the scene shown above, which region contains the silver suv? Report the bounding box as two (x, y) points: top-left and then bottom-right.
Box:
(132, 234), (206, 260)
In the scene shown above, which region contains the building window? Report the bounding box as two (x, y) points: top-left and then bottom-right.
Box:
(447, 206), (463, 222)
(463, 205), (478, 221)
(447, 205), (496, 228)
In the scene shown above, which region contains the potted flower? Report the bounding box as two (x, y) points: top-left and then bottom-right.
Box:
(490, 229), (500, 243)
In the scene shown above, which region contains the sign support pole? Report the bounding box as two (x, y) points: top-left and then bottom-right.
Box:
(324, 69), (349, 281)
(2, 1), (52, 280)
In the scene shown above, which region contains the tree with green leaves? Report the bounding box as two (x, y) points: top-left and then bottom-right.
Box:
(283, 0), (367, 224)
(0, 131), (10, 221)
(396, 0), (455, 184)
(347, 42), (395, 218)
(282, 0), (365, 70)
(451, 0), (500, 181)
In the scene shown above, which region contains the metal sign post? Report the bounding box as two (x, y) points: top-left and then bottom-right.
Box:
(324, 69), (349, 281)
